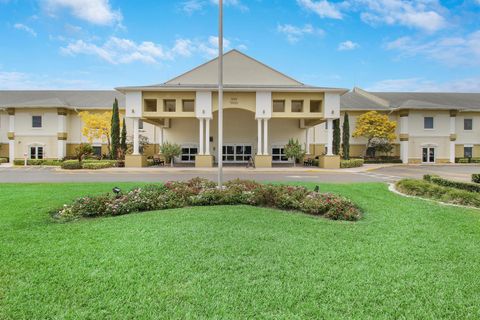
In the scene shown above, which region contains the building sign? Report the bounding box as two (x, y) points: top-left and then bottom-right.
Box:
(230, 97), (239, 105)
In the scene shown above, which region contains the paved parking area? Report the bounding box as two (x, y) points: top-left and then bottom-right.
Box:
(0, 164), (477, 183)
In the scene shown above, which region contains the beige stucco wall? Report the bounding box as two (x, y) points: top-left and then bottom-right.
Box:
(456, 112), (480, 144)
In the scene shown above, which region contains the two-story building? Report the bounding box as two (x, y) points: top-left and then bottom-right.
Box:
(117, 50), (346, 168)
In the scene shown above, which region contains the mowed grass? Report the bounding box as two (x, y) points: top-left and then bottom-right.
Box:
(1, 182), (480, 319)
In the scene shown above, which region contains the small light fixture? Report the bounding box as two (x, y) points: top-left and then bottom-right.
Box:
(112, 187), (121, 195)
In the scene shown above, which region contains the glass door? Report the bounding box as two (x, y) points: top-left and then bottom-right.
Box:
(223, 144), (252, 163)
(422, 147), (435, 164)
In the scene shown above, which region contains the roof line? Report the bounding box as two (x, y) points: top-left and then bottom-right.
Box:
(163, 49), (304, 86)
(352, 87), (391, 107)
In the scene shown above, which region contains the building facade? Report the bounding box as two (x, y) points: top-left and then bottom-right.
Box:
(1, 50), (479, 167)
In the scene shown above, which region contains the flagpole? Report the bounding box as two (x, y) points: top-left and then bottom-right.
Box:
(217, 0), (224, 187)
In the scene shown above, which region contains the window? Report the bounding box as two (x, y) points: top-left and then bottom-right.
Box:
(92, 146), (102, 158)
(139, 119), (144, 130)
(424, 117), (434, 129)
(30, 146), (44, 159)
(272, 147), (289, 162)
(464, 119), (473, 131)
(291, 100), (303, 112)
(182, 100), (195, 112)
(181, 146), (198, 162)
(464, 146), (473, 158)
(32, 116), (42, 128)
(144, 99), (157, 112)
(310, 100), (322, 113)
(273, 100), (285, 112)
(164, 100), (176, 112)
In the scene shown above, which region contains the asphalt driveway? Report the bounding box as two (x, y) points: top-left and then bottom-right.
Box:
(0, 164), (478, 184)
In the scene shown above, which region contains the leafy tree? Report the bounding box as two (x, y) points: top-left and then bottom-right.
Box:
(342, 113), (350, 160)
(79, 111), (112, 156)
(352, 111), (397, 156)
(284, 138), (306, 167)
(371, 138), (394, 157)
(126, 135), (150, 155)
(73, 143), (93, 162)
(160, 142), (182, 167)
(333, 119), (341, 155)
(110, 98), (120, 159)
(120, 118), (127, 159)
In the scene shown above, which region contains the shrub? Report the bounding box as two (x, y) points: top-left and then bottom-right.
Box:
(82, 161), (115, 170)
(364, 157), (402, 164)
(0, 157), (8, 164)
(340, 159), (364, 168)
(396, 179), (480, 208)
(472, 174), (480, 184)
(55, 178), (363, 222)
(423, 174), (480, 193)
(61, 160), (82, 170)
(13, 159), (62, 166)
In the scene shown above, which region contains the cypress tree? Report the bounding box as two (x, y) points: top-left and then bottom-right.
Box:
(110, 98), (120, 159)
(342, 113), (350, 160)
(332, 119), (341, 155)
(120, 118), (127, 154)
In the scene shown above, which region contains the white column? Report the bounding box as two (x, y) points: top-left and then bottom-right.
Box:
(326, 119), (333, 155)
(133, 118), (140, 155)
(263, 119), (269, 155)
(257, 119), (262, 155)
(57, 112), (67, 159)
(205, 119), (210, 155)
(8, 113), (14, 164)
(306, 128), (311, 155)
(199, 118), (204, 155)
(449, 114), (456, 163)
(400, 113), (409, 164)
(158, 127), (164, 147)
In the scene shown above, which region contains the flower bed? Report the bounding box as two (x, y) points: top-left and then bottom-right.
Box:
(55, 178), (362, 222)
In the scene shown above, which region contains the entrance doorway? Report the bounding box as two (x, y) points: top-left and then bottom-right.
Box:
(222, 144), (252, 163)
(422, 147), (436, 164)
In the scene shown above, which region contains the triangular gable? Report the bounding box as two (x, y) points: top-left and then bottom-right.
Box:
(165, 50), (303, 86)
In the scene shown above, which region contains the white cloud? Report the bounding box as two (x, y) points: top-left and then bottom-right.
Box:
(357, 0), (447, 33)
(386, 30), (480, 66)
(297, 0), (447, 32)
(277, 24), (325, 43)
(60, 35), (241, 64)
(367, 77), (480, 92)
(14, 23), (37, 37)
(42, 0), (122, 26)
(181, 0), (247, 14)
(297, 0), (343, 19)
(338, 40), (359, 51)
(0, 71), (100, 89)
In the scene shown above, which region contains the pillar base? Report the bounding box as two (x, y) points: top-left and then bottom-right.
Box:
(195, 155), (214, 168)
(319, 155), (340, 169)
(255, 155), (272, 168)
(125, 155), (148, 168)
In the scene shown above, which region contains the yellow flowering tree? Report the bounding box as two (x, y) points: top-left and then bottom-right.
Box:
(352, 111), (397, 156)
(79, 111), (112, 156)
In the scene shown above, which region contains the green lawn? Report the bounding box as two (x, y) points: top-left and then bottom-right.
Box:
(1, 182), (480, 319)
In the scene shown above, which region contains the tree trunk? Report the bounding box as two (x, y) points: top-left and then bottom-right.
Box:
(171, 158), (174, 167)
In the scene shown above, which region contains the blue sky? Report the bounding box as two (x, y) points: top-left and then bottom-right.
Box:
(1, 0), (480, 92)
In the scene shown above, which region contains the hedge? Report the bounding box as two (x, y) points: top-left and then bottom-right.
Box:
(423, 174), (480, 193)
(340, 159), (364, 168)
(13, 159), (62, 166)
(472, 174), (480, 184)
(82, 161), (115, 170)
(456, 158), (480, 164)
(61, 160), (82, 170)
(396, 179), (480, 208)
(364, 157), (402, 164)
(55, 178), (363, 222)
(82, 159), (118, 166)
(0, 157), (8, 164)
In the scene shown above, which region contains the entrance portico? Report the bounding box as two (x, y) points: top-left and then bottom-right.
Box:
(118, 50), (345, 168)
